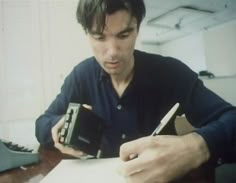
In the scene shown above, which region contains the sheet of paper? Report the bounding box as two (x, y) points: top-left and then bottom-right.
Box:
(40, 158), (126, 183)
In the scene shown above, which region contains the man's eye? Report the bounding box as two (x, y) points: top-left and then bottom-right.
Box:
(93, 35), (105, 41)
(118, 33), (129, 39)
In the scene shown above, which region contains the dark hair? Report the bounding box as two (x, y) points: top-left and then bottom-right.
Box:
(76, 0), (146, 33)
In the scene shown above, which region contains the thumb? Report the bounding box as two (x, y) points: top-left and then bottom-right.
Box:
(119, 136), (149, 161)
(82, 104), (92, 110)
(51, 116), (65, 143)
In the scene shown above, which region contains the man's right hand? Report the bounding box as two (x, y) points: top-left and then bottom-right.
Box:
(51, 115), (85, 158)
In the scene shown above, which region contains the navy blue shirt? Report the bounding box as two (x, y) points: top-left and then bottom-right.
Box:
(36, 50), (236, 162)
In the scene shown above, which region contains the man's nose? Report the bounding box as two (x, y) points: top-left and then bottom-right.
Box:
(106, 39), (120, 59)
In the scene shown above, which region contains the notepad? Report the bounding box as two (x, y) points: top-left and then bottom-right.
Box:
(40, 158), (126, 183)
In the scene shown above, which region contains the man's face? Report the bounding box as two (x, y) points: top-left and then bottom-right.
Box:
(88, 10), (138, 77)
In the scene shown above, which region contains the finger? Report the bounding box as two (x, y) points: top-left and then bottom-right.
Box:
(119, 155), (147, 176)
(82, 104), (92, 110)
(119, 154), (162, 183)
(120, 136), (152, 161)
(54, 142), (85, 158)
(51, 116), (65, 143)
(124, 168), (148, 183)
(125, 161), (171, 183)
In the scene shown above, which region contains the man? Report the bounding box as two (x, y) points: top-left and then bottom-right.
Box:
(35, 0), (236, 182)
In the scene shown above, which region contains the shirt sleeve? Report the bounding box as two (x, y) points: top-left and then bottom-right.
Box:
(35, 65), (86, 146)
(190, 80), (236, 164)
(168, 58), (236, 165)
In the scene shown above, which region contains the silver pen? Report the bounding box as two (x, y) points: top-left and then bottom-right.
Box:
(151, 102), (180, 136)
(128, 103), (180, 160)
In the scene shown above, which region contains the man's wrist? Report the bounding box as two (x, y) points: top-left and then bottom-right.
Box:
(182, 132), (210, 169)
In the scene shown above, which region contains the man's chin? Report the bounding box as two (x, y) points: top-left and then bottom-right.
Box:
(108, 72), (119, 75)
(106, 70), (120, 76)
(104, 68), (120, 74)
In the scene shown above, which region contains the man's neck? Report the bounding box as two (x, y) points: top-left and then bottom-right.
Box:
(111, 61), (134, 97)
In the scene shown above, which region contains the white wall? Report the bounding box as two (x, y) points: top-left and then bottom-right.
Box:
(141, 32), (207, 73)
(0, 0), (93, 146)
(202, 20), (236, 105)
(202, 76), (236, 106)
(39, 0), (93, 109)
(0, 1), (44, 146)
(141, 43), (162, 55)
(204, 20), (236, 76)
(158, 32), (207, 73)
(140, 21), (236, 106)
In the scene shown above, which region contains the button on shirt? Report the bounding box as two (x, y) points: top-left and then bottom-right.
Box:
(117, 104), (122, 110)
(97, 73), (139, 157)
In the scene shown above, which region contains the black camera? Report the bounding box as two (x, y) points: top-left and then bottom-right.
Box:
(59, 103), (105, 157)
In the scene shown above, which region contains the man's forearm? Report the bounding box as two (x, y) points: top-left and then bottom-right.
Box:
(35, 114), (63, 145)
(182, 132), (210, 169)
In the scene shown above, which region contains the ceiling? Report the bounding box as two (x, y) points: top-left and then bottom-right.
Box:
(140, 0), (236, 44)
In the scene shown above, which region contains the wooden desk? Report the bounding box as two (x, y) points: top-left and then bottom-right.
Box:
(0, 147), (215, 183)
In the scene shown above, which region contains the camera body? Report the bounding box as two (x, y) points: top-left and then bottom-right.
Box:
(59, 103), (105, 157)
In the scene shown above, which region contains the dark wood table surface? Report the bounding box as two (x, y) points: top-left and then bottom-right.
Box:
(0, 147), (215, 183)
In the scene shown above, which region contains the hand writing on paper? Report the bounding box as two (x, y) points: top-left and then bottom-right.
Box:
(119, 133), (209, 183)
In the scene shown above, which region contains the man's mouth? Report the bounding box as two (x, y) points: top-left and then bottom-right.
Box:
(106, 61), (120, 68)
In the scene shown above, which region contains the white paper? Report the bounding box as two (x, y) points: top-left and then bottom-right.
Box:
(40, 158), (126, 183)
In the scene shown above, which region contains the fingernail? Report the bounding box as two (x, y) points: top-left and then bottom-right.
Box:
(129, 154), (138, 160)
